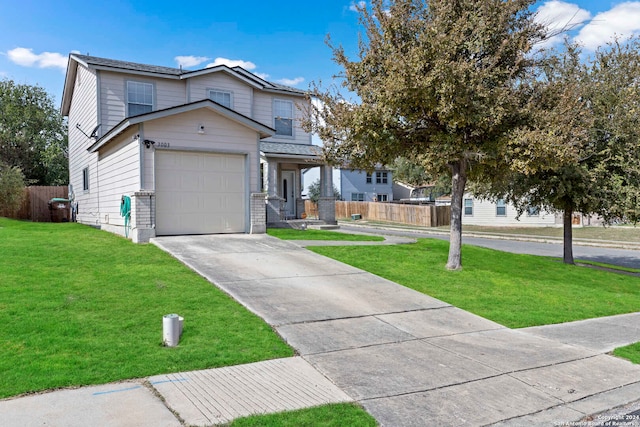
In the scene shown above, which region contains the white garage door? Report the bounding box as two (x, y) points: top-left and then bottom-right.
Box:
(155, 151), (246, 235)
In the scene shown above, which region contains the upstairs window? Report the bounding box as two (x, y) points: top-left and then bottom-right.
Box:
(366, 173), (372, 183)
(127, 81), (153, 117)
(209, 90), (232, 108)
(376, 172), (388, 184)
(496, 199), (507, 217)
(274, 99), (293, 136)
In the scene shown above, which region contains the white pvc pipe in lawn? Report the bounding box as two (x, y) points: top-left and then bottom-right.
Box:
(163, 314), (180, 347)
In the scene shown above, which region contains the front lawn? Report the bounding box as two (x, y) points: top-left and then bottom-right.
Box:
(614, 342), (640, 364)
(230, 403), (377, 427)
(0, 218), (293, 398)
(267, 228), (384, 241)
(308, 239), (640, 328)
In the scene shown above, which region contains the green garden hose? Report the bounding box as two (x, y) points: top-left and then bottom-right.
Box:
(120, 195), (131, 238)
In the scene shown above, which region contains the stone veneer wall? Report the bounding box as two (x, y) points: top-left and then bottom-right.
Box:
(250, 193), (267, 234)
(131, 191), (156, 243)
(317, 197), (337, 224)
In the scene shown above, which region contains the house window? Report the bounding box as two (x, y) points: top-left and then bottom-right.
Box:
(274, 99), (293, 136)
(351, 193), (365, 201)
(376, 172), (388, 184)
(209, 89), (232, 108)
(82, 167), (89, 191)
(527, 205), (540, 216)
(464, 198), (473, 216)
(496, 199), (507, 217)
(366, 173), (372, 183)
(127, 81), (153, 116)
(377, 194), (389, 202)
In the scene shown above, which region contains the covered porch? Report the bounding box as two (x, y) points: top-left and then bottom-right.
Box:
(260, 142), (336, 226)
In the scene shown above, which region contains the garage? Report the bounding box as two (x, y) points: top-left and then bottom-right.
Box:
(155, 151), (246, 235)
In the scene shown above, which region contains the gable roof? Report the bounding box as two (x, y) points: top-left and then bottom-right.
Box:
(88, 99), (275, 153)
(61, 54), (306, 115)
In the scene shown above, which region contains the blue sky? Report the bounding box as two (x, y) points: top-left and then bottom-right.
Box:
(1, 0), (640, 106)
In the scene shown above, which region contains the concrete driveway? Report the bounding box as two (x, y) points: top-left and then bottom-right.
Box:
(152, 234), (640, 426)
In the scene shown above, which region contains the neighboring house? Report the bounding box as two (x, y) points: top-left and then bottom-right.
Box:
(61, 54), (335, 242)
(461, 195), (556, 227)
(340, 168), (393, 202)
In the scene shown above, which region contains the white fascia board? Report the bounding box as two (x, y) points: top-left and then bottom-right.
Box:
(89, 100), (275, 152)
(181, 66), (264, 89)
(61, 57), (78, 115)
(88, 65), (181, 80)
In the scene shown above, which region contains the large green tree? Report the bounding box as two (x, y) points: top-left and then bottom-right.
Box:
(304, 0), (546, 270)
(0, 79), (68, 186)
(480, 39), (640, 264)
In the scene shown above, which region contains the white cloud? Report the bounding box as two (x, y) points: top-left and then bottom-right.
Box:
(174, 55), (210, 68)
(275, 77), (305, 86)
(7, 47), (68, 70)
(575, 2), (640, 50)
(206, 57), (257, 70)
(349, 1), (366, 12)
(534, 1), (591, 48)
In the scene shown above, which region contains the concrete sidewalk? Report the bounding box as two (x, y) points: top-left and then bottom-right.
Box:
(2, 233), (640, 426)
(150, 234), (640, 426)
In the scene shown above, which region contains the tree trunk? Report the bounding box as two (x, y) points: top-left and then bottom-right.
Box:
(447, 159), (467, 270)
(563, 206), (574, 264)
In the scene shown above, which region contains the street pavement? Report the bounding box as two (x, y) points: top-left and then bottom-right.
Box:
(339, 222), (640, 270)
(1, 233), (639, 426)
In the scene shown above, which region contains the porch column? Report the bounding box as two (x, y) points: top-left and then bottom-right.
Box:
(318, 165), (337, 224)
(266, 160), (279, 196)
(265, 160), (283, 223)
(320, 165), (334, 197)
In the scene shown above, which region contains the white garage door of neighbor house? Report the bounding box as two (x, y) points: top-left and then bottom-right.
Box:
(155, 151), (246, 235)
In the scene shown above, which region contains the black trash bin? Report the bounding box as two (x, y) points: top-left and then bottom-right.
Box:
(49, 198), (70, 222)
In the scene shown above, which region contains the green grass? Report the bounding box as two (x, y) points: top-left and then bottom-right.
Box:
(614, 342), (640, 364)
(0, 218), (293, 398)
(308, 239), (640, 329)
(267, 228), (384, 241)
(229, 403), (377, 427)
(575, 260), (640, 274)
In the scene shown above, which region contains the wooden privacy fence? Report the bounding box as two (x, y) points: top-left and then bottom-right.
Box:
(304, 200), (450, 227)
(3, 186), (68, 222)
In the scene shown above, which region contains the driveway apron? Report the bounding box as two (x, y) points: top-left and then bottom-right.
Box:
(152, 234), (640, 426)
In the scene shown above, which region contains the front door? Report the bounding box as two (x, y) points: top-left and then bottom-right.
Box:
(281, 170), (295, 219)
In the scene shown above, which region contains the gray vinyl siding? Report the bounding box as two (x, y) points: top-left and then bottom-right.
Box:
(99, 71), (185, 133)
(340, 169), (393, 202)
(188, 73), (253, 117)
(461, 195), (555, 227)
(68, 65), (100, 225)
(144, 108), (261, 192)
(97, 129), (140, 228)
(253, 92), (309, 145)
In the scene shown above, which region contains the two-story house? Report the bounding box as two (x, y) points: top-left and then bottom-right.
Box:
(61, 54), (336, 242)
(340, 168), (394, 202)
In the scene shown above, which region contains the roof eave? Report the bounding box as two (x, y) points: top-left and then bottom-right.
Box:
(88, 99), (275, 153)
(61, 55), (80, 116)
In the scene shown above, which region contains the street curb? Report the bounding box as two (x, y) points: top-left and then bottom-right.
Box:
(338, 221), (640, 251)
